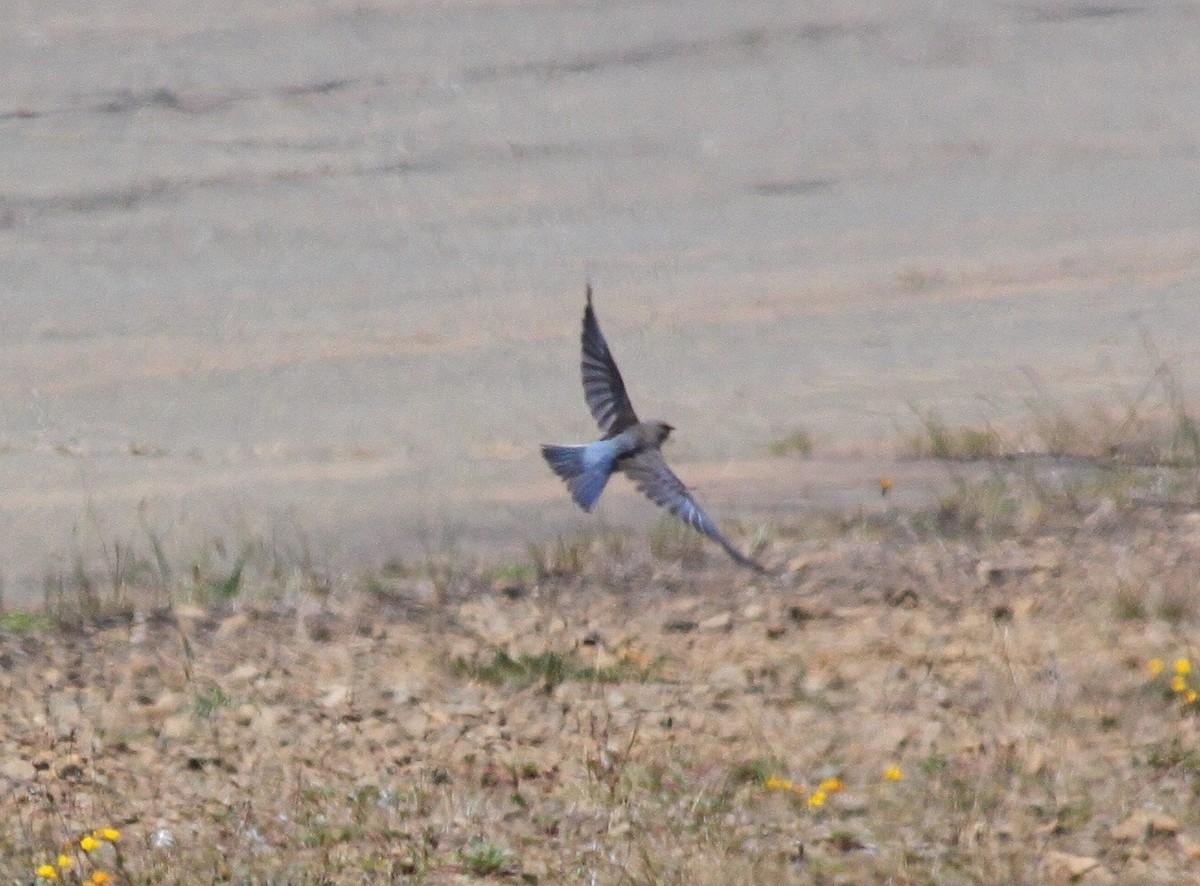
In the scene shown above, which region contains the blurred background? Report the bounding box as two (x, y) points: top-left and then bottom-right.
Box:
(2, 0), (1199, 601)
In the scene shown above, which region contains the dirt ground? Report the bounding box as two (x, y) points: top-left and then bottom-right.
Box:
(3, 470), (1200, 883)
(4, 4), (1200, 880)
(3, 1), (1200, 602)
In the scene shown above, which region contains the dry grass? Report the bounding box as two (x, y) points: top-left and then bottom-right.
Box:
(899, 351), (1200, 470)
(4, 480), (1200, 883)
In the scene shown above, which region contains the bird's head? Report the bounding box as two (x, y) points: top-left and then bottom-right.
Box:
(648, 421), (674, 445)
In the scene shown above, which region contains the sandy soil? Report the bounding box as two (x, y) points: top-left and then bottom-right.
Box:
(2, 2), (1200, 598)
(3, 486), (1200, 883)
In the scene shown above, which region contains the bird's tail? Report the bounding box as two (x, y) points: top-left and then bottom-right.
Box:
(541, 443), (613, 511)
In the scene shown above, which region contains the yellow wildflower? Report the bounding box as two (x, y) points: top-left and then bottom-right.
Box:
(95, 828), (120, 842)
(90, 873), (112, 885)
(1171, 675), (1188, 693)
(818, 777), (845, 793)
(880, 477), (893, 496)
(1175, 658), (1191, 676)
(1147, 658), (1165, 677)
(80, 835), (99, 852)
(1186, 690), (1198, 704)
(883, 765), (904, 781)
(56, 855), (72, 869)
(763, 775), (794, 792)
(807, 789), (827, 808)
(35, 865), (58, 880)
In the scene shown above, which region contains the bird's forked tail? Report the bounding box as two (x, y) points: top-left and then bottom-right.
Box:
(541, 443), (613, 511)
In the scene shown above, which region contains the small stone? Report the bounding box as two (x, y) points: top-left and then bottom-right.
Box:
(225, 664), (260, 688)
(216, 611), (251, 638)
(834, 792), (869, 815)
(303, 610), (342, 642)
(48, 691), (82, 739)
(159, 713), (193, 740)
(1043, 851), (1102, 883)
(709, 664), (745, 692)
(1021, 748), (1046, 777)
(174, 604), (207, 622)
(699, 612), (732, 631)
(320, 685), (352, 708)
(256, 705), (286, 737)
(1148, 813), (1179, 836)
(1112, 811), (1149, 842)
(976, 561), (1003, 585)
(399, 709), (430, 740)
(0, 757), (36, 782)
(944, 641), (973, 662)
(786, 555), (813, 574)
(1083, 498), (1118, 530)
(663, 619), (697, 633)
(55, 754), (87, 780)
(1179, 834), (1200, 860)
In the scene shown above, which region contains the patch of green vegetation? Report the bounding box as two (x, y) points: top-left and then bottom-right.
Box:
(897, 265), (949, 292)
(919, 751), (949, 777)
(527, 530), (596, 579)
(486, 562), (538, 595)
(1139, 737), (1200, 774)
(299, 824), (363, 849)
(933, 477), (1017, 537)
(1112, 585), (1148, 621)
(649, 517), (705, 567)
(0, 611), (50, 633)
(768, 428), (814, 458)
(728, 757), (787, 786)
(1052, 797), (1094, 834)
(197, 556), (246, 602)
(192, 685), (234, 719)
(901, 409), (1002, 461)
(460, 840), (510, 876)
(1155, 587), (1194, 624)
(451, 649), (651, 692)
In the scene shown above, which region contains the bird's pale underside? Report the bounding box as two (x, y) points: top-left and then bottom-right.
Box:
(541, 286), (764, 572)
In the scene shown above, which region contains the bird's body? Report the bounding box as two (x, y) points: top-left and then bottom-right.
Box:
(541, 420), (672, 511)
(541, 287), (764, 572)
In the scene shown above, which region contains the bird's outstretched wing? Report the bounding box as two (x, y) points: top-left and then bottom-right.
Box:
(581, 285), (640, 436)
(622, 450), (765, 572)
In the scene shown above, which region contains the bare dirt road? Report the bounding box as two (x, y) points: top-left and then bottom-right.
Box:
(2, 1), (1200, 601)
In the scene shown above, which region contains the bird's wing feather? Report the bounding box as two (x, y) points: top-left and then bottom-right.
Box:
(622, 450), (764, 572)
(581, 285), (639, 436)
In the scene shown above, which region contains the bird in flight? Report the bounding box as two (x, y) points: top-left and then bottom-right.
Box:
(541, 285), (765, 572)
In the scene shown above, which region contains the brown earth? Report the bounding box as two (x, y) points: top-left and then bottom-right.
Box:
(4, 0), (1200, 603)
(3, 476), (1200, 883)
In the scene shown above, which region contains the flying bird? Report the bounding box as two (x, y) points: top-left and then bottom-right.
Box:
(541, 286), (764, 572)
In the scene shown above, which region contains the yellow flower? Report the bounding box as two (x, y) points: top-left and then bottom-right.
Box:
(95, 828), (120, 842)
(1147, 658), (1165, 677)
(1175, 658), (1191, 676)
(1171, 675), (1188, 693)
(35, 865), (58, 880)
(56, 854), (72, 869)
(807, 789), (827, 808)
(80, 835), (99, 852)
(90, 873), (112, 885)
(1186, 690), (1198, 704)
(883, 765), (904, 781)
(880, 478), (893, 496)
(763, 775), (794, 792)
(818, 777), (845, 793)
